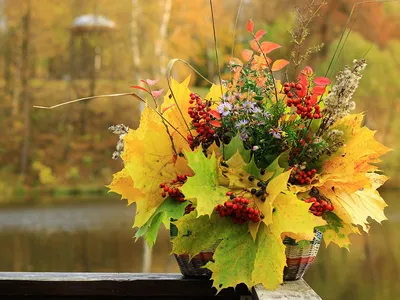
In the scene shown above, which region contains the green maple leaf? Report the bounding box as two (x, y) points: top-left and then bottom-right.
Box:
(172, 193), (326, 292)
(181, 149), (228, 216)
(206, 225), (256, 292)
(243, 156), (262, 180)
(135, 197), (188, 248)
(265, 154), (285, 178)
(172, 213), (256, 291)
(222, 134), (251, 162)
(251, 224), (286, 290)
(171, 213), (223, 258)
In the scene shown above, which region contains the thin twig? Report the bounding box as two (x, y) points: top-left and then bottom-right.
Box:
(168, 58), (214, 86)
(229, 0), (244, 82)
(33, 92), (138, 110)
(209, 0), (223, 96)
(251, 37), (279, 103)
(34, 92), (189, 144)
(363, 43), (374, 58)
(146, 87), (178, 155)
(329, 1), (365, 78)
(325, 0), (399, 77)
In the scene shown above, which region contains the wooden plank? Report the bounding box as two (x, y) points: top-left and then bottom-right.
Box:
(0, 273), (320, 299)
(252, 279), (321, 300)
(0, 272), (251, 299)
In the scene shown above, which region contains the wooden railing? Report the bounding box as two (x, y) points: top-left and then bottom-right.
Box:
(0, 272), (321, 299)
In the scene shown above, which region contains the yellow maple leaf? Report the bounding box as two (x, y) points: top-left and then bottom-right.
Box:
(248, 170), (292, 239)
(251, 224), (286, 290)
(205, 84), (227, 103)
(270, 192), (326, 241)
(323, 222), (360, 249)
(161, 76), (193, 153)
(110, 106), (191, 228)
(290, 114), (390, 238)
(318, 180), (387, 233)
(107, 168), (144, 206)
(220, 151), (255, 190)
(323, 114), (391, 176)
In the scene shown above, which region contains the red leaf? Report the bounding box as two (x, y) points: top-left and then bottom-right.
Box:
(246, 19), (254, 33)
(209, 120), (222, 128)
(260, 41), (281, 54)
(209, 110), (221, 120)
(310, 96), (318, 105)
(151, 89), (164, 99)
(254, 30), (266, 41)
(312, 86), (326, 96)
(141, 79), (158, 86)
(249, 40), (259, 52)
(271, 59), (289, 72)
(241, 49), (254, 62)
(130, 85), (150, 93)
(314, 77), (331, 86)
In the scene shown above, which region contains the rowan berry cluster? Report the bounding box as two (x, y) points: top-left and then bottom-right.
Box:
(283, 82), (322, 120)
(187, 93), (219, 151)
(289, 167), (317, 185)
(215, 192), (263, 224)
(305, 197), (334, 216)
(159, 174), (188, 202)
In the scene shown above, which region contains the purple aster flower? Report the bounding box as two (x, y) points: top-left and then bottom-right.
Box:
(263, 111), (271, 120)
(269, 127), (282, 139)
(217, 102), (232, 116)
(252, 107), (262, 114)
(242, 100), (255, 112)
(235, 119), (249, 130)
(239, 131), (249, 141)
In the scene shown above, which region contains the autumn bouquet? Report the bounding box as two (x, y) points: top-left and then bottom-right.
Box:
(108, 19), (390, 291)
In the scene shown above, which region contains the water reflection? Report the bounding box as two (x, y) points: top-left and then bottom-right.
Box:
(0, 191), (398, 299)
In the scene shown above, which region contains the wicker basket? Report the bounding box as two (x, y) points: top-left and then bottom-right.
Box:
(171, 224), (322, 280)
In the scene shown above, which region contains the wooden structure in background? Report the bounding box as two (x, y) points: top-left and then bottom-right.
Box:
(0, 272), (321, 299)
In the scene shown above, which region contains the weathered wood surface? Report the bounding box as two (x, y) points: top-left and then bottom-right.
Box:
(253, 279), (322, 300)
(0, 272), (320, 299)
(0, 272), (250, 299)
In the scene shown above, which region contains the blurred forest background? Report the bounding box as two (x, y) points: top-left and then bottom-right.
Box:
(0, 1), (399, 300)
(0, 0), (399, 200)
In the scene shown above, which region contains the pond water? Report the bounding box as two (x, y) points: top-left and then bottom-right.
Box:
(0, 190), (399, 299)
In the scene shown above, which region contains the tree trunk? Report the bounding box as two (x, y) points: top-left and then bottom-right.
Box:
(154, 0), (172, 78)
(20, 0), (31, 178)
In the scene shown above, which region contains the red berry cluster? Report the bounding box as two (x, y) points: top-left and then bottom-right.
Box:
(305, 197), (334, 216)
(289, 167), (317, 185)
(283, 82), (322, 120)
(159, 174), (188, 202)
(187, 93), (218, 150)
(215, 192), (263, 224)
